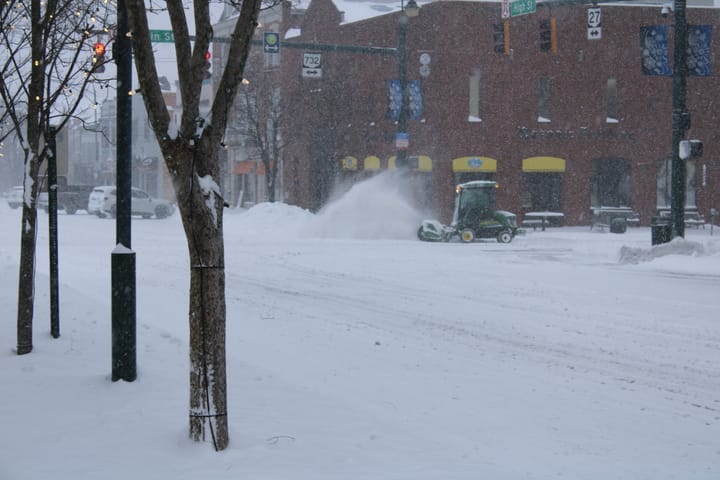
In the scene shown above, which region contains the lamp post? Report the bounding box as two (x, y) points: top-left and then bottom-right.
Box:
(395, 0), (419, 169)
(670, 0), (688, 238)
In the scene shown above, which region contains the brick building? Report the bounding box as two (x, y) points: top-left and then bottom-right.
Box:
(277, 0), (719, 226)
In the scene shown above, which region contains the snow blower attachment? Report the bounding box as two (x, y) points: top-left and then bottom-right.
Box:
(417, 180), (518, 243)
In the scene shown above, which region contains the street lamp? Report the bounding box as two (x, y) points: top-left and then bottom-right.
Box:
(669, 0), (688, 239)
(395, 0), (419, 169)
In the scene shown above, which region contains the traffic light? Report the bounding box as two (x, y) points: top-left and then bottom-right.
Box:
(493, 20), (510, 55)
(679, 139), (703, 160)
(540, 18), (557, 53)
(93, 42), (106, 73)
(202, 51), (212, 80)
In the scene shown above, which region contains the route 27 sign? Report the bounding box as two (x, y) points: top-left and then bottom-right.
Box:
(302, 52), (322, 78)
(587, 7), (602, 40)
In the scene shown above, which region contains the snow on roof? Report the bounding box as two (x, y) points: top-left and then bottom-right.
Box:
(316, 0), (718, 26)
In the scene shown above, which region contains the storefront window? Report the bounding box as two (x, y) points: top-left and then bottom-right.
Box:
(591, 158), (632, 207)
(523, 173), (562, 211)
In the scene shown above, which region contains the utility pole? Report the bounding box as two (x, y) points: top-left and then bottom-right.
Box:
(111, 0), (136, 382)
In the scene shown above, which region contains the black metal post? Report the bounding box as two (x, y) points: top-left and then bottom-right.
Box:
(395, 14), (409, 169)
(111, 0), (136, 382)
(670, 0), (688, 238)
(47, 126), (60, 338)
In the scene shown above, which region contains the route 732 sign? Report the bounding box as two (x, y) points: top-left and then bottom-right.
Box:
(302, 52), (322, 78)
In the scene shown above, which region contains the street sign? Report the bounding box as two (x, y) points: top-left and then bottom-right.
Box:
(302, 52), (322, 78)
(150, 29), (175, 43)
(395, 132), (409, 150)
(264, 32), (280, 53)
(502, 0), (510, 19)
(510, 0), (535, 18)
(588, 7), (602, 40)
(419, 53), (431, 77)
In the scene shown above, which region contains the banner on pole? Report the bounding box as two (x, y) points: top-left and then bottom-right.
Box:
(641, 26), (671, 76)
(687, 25), (712, 76)
(387, 80), (402, 121)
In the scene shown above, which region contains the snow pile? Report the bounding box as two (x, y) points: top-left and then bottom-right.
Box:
(231, 201), (315, 239)
(618, 237), (715, 264)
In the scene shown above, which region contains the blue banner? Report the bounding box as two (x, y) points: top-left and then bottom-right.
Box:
(641, 26), (671, 76)
(687, 25), (712, 76)
(407, 80), (423, 120)
(387, 80), (402, 122)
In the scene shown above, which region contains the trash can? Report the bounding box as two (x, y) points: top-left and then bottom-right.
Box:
(610, 217), (627, 234)
(651, 216), (672, 245)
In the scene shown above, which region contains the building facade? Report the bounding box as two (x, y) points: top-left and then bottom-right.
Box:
(278, 0), (720, 226)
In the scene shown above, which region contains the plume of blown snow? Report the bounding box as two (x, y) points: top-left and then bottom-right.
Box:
(302, 171), (428, 239)
(233, 172), (431, 240)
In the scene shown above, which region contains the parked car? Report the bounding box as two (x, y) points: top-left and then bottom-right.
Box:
(4, 185), (24, 209)
(87, 186), (175, 219)
(36, 176), (95, 214)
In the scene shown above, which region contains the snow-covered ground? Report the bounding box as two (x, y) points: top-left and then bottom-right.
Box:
(1, 173), (719, 479)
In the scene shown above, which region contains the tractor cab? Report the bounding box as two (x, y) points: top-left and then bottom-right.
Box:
(417, 180), (517, 243)
(452, 181), (517, 243)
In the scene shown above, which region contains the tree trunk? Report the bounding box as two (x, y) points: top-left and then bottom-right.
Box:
(16, 153), (42, 355)
(171, 147), (228, 450)
(16, 203), (38, 355)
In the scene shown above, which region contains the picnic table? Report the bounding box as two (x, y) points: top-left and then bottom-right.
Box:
(523, 211), (564, 231)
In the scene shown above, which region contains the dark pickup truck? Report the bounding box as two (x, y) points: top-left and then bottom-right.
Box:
(38, 176), (95, 214)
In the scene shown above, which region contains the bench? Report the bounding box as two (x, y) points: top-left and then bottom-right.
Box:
(591, 207), (640, 231)
(521, 219), (544, 231)
(656, 208), (706, 229)
(685, 218), (705, 229)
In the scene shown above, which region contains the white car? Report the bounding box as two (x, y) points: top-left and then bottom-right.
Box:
(87, 186), (175, 219)
(4, 186), (24, 209)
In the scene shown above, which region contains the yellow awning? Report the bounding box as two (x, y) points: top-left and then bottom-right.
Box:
(340, 156), (358, 171)
(522, 156), (566, 172)
(452, 156), (497, 172)
(388, 155), (432, 171)
(363, 156), (381, 171)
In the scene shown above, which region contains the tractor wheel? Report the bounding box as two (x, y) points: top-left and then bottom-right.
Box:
(496, 229), (513, 244)
(417, 226), (425, 241)
(460, 228), (475, 243)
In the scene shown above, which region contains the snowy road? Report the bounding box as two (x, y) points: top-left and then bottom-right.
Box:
(1, 197), (719, 479)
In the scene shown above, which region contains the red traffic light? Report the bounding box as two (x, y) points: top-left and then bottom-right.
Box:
(205, 51), (211, 60)
(94, 42), (106, 56)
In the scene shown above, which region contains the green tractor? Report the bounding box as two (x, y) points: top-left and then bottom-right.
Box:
(418, 180), (518, 243)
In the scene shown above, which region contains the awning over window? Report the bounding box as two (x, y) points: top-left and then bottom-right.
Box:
(341, 156), (358, 171)
(364, 156), (381, 171)
(522, 156), (566, 172)
(234, 160), (256, 175)
(452, 156), (497, 172)
(388, 155), (432, 171)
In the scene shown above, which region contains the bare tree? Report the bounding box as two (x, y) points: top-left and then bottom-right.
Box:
(235, 73), (285, 202)
(125, 0), (263, 450)
(0, 0), (113, 354)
